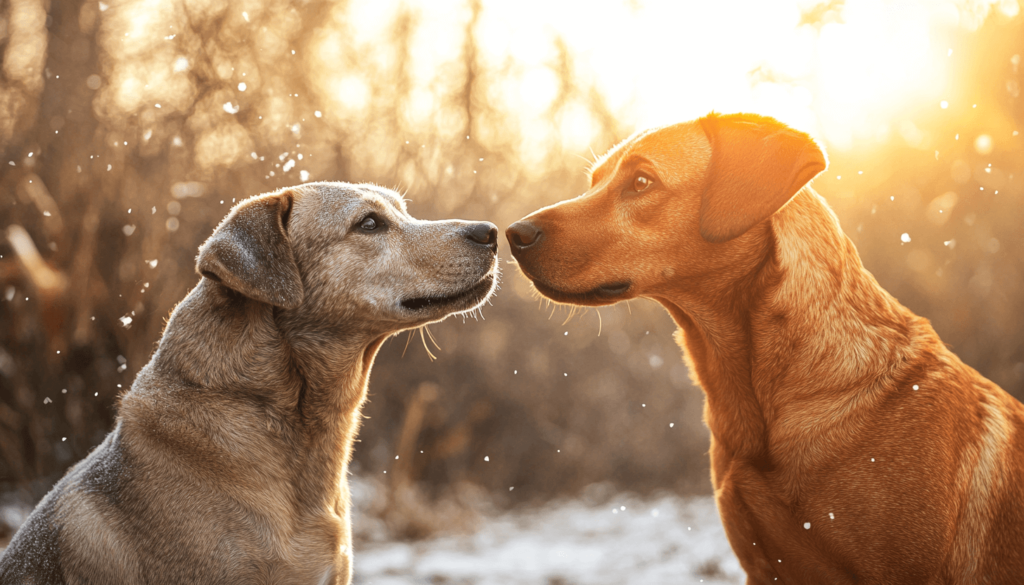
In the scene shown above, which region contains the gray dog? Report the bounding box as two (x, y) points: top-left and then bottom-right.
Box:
(0, 182), (499, 584)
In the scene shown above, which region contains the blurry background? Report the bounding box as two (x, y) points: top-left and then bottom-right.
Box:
(0, 0), (1022, 569)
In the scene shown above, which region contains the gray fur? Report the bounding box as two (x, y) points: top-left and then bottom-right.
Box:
(0, 182), (499, 584)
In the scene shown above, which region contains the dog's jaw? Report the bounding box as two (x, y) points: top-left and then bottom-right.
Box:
(527, 276), (631, 307)
(399, 270), (498, 315)
(396, 262), (500, 325)
(510, 259), (630, 307)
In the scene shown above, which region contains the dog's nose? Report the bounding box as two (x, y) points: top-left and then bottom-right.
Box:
(465, 222), (499, 250)
(506, 221), (542, 251)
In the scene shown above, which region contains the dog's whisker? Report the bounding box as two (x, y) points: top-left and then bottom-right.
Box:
(561, 307), (577, 326)
(401, 328), (415, 358)
(419, 327), (437, 361)
(424, 325), (442, 352)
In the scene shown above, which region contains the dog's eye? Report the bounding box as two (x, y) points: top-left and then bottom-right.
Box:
(633, 174), (654, 193)
(359, 214), (383, 231)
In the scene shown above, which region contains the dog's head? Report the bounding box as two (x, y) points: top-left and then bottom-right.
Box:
(505, 113), (827, 306)
(196, 182), (499, 334)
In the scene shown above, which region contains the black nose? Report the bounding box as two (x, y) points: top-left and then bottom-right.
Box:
(465, 222), (498, 250)
(506, 221), (542, 251)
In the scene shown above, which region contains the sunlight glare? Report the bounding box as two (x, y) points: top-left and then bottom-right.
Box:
(299, 0), (1023, 164)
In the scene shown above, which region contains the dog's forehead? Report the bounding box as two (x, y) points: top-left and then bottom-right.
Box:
(589, 131), (646, 183)
(589, 127), (659, 184)
(590, 120), (708, 186)
(630, 121), (705, 156)
(359, 184), (409, 213)
(304, 182), (408, 216)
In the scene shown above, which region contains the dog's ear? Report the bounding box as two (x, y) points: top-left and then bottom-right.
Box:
(697, 112), (827, 243)
(196, 189), (304, 309)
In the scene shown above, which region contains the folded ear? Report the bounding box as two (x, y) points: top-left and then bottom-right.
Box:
(697, 112), (827, 243)
(196, 189), (304, 309)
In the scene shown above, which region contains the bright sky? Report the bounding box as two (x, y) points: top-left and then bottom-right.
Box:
(97, 0), (1020, 178)
(325, 0), (1019, 153)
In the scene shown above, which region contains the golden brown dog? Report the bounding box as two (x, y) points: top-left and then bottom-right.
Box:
(506, 113), (1024, 584)
(0, 182), (499, 585)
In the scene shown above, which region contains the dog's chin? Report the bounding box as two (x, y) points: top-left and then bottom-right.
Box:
(528, 277), (631, 307)
(399, 272), (497, 319)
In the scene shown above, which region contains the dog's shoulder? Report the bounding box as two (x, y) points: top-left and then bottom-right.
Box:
(62, 425), (137, 523)
(0, 486), (65, 585)
(0, 426), (139, 585)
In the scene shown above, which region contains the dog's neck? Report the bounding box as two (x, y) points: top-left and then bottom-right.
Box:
(657, 189), (921, 468)
(134, 280), (384, 509)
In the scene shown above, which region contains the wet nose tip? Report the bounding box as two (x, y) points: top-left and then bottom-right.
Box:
(506, 221), (542, 250)
(466, 221), (499, 247)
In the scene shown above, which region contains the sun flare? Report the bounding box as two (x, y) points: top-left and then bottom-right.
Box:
(304, 0), (1019, 153)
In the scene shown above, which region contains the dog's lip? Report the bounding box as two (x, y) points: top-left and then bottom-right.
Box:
(514, 260), (631, 303)
(595, 282), (630, 296)
(399, 274), (495, 311)
(529, 277), (632, 304)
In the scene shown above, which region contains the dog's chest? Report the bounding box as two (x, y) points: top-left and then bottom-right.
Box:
(278, 510), (346, 554)
(716, 474), (861, 583)
(227, 493), (348, 583)
(716, 455), (955, 584)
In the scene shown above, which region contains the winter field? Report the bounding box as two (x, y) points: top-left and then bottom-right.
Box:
(350, 480), (742, 585)
(1, 479), (742, 585)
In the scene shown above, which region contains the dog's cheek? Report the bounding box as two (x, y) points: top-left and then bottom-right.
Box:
(300, 250), (375, 320)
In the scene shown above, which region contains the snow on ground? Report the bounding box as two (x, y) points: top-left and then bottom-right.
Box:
(2, 481), (743, 584)
(352, 484), (743, 585)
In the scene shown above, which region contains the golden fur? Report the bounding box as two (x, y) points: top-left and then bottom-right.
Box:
(0, 182), (499, 585)
(507, 113), (1024, 584)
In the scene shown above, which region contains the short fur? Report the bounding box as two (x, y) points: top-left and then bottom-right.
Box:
(0, 182), (499, 585)
(506, 113), (1024, 583)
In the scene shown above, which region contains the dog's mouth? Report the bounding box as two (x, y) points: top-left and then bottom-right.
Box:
(529, 277), (632, 306)
(400, 274), (495, 312)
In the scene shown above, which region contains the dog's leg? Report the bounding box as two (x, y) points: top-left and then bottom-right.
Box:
(712, 441), (779, 584)
(716, 454), (865, 585)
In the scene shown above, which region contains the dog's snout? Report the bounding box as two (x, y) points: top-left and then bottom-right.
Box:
(465, 222), (499, 251)
(506, 221), (542, 251)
